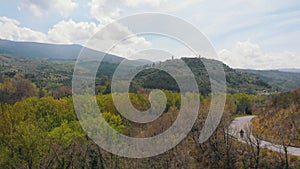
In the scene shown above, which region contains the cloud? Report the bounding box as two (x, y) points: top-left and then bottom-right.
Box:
(86, 0), (300, 58)
(83, 21), (152, 57)
(47, 20), (100, 44)
(46, 20), (152, 57)
(123, 0), (165, 7)
(219, 41), (300, 69)
(88, 0), (121, 24)
(0, 16), (20, 25)
(0, 16), (151, 58)
(155, 0), (300, 52)
(18, 0), (78, 17)
(3, 1), (299, 67)
(88, 0), (168, 23)
(0, 16), (47, 42)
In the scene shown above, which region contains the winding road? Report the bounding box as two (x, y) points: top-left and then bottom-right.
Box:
(229, 115), (300, 156)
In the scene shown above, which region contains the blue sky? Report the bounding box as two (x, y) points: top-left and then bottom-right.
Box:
(0, 0), (300, 69)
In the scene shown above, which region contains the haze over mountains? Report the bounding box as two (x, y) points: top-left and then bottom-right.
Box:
(0, 39), (152, 65)
(278, 68), (300, 73)
(238, 69), (300, 92)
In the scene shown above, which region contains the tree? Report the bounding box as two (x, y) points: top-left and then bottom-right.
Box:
(0, 74), (38, 104)
(235, 93), (252, 114)
(47, 121), (87, 168)
(52, 86), (72, 99)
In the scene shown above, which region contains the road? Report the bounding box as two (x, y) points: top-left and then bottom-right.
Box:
(229, 115), (300, 156)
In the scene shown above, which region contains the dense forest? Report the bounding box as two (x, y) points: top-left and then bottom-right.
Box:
(0, 74), (300, 168)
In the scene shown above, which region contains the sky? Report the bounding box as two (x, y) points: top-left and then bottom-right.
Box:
(0, 0), (300, 69)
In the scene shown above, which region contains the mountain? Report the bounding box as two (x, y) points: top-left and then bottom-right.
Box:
(278, 68), (300, 73)
(133, 58), (271, 95)
(0, 39), (123, 63)
(132, 59), (153, 65)
(238, 69), (300, 92)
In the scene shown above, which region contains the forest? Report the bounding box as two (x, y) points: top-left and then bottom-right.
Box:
(0, 72), (300, 168)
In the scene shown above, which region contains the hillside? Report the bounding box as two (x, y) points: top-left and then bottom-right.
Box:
(238, 69), (300, 92)
(0, 54), (74, 87)
(0, 54), (271, 95)
(134, 58), (271, 95)
(0, 54), (134, 90)
(252, 88), (300, 147)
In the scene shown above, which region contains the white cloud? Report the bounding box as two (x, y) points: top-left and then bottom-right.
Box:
(18, 0), (78, 17)
(0, 16), (20, 25)
(85, 22), (152, 57)
(123, 0), (165, 7)
(219, 41), (300, 69)
(46, 20), (152, 57)
(47, 20), (100, 44)
(0, 16), (152, 58)
(0, 16), (47, 42)
(88, 0), (168, 23)
(88, 0), (121, 24)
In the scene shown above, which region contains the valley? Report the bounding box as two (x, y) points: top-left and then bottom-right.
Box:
(0, 40), (300, 168)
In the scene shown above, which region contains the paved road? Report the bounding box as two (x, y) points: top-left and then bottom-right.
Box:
(229, 115), (300, 156)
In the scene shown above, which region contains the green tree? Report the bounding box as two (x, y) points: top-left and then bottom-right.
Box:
(235, 93), (252, 114)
